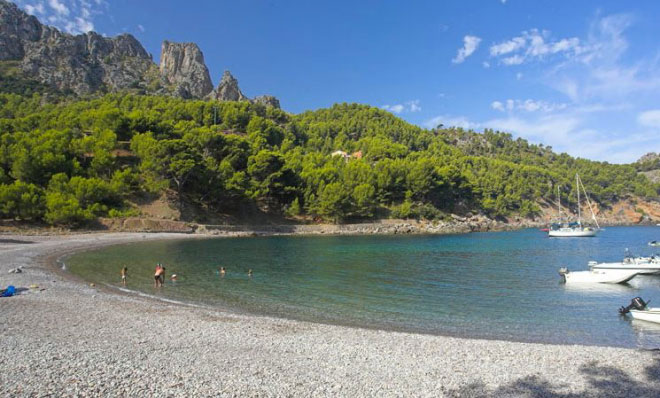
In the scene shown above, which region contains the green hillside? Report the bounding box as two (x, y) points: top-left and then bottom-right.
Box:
(0, 93), (657, 226)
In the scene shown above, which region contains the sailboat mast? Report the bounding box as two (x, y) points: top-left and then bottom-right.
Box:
(576, 173), (581, 224)
(557, 185), (561, 219)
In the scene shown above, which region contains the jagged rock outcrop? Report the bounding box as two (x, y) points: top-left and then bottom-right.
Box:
(215, 70), (249, 102)
(1, 0), (282, 105)
(159, 40), (213, 99)
(0, 0), (154, 95)
(253, 95), (280, 108)
(213, 71), (281, 108)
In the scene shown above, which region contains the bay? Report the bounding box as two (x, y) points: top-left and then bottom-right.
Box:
(65, 226), (660, 348)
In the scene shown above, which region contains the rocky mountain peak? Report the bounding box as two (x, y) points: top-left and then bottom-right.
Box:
(253, 95), (281, 109)
(215, 70), (248, 102)
(159, 40), (213, 99)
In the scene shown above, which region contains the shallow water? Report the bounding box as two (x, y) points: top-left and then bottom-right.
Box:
(65, 226), (660, 348)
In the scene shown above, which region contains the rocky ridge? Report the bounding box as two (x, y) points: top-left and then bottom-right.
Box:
(0, 0), (280, 106)
(159, 40), (214, 99)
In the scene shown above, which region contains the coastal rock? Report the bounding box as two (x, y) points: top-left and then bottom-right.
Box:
(159, 40), (213, 99)
(215, 70), (248, 102)
(253, 95), (281, 109)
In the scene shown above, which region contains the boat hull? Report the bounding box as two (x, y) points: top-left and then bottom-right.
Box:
(549, 228), (598, 237)
(630, 308), (660, 324)
(590, 262), (660, 275)
(562, 269), (640, 284)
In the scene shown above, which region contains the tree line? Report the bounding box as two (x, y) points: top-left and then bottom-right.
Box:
(0, 92), (657, 226)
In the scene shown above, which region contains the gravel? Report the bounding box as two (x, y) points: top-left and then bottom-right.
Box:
(1, 232), (659, 397)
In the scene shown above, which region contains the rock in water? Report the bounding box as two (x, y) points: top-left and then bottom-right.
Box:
(215, 70), (249, 102)
(159, 40), (213, 99)
(253, 95), (281, 109)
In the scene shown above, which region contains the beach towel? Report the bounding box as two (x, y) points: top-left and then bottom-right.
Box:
(1, 285), (15, 297)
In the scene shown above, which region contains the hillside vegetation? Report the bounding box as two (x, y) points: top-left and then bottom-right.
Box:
(0, 93), (657, 226)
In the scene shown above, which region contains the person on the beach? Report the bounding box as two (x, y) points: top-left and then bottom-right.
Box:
(154, 264), (164, 287)
(160, 266), (166, 285)
(120, 266), (128, 286)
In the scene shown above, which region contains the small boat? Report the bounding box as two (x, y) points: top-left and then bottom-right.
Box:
(540, 228), (549, 232)
(588, 251), (660, 275)
(558, 267), (640, 284)
(620, 297), (660, 324)
(548, 174), (600, 237)
(649, 241), (660, 247)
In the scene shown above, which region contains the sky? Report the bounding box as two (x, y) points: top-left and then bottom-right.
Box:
(11, 0), (660, 164)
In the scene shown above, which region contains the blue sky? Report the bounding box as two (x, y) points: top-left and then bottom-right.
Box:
(12, 0), (660, 164)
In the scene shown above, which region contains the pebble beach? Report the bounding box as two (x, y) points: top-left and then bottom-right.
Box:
(1, 233), (660, 397)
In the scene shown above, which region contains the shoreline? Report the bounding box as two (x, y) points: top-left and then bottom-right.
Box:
(2, 233), (660, 396)
(3, 214), (653, 238)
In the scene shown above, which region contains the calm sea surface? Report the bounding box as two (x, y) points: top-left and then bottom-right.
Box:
(65, 226), (660, 348)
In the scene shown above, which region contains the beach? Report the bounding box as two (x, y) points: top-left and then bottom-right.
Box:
(1, 233), (659, 397)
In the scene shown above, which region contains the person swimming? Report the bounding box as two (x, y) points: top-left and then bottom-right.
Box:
(220, 267), (226, 275)
(248, 269), (253, 277)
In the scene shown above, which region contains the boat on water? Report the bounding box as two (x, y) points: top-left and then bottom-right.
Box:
(649, 240), (660, 247)
(558, 267), (640, 284)
(548, 174), (600, 237)
(620, 297), (660, 324)
(588, 250), (660, 275)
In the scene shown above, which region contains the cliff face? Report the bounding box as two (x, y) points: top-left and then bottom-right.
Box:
(159, 41), (213, 99)
(0, 0), (281, 105)
(1, 0), (153, 95)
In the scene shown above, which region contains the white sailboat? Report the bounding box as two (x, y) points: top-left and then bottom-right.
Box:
(548, 174), (599, 237)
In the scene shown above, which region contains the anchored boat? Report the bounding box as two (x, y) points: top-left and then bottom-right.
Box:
(558, 267), (640, 284)
(549, 174), (600, 237)
(588, 250), (660, 275)
(620, 297), (660, 324)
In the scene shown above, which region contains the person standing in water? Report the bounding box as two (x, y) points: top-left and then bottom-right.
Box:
(120, 266), (128, 286)
(154, 264), (164, 287)
(219, 267), (226, 276)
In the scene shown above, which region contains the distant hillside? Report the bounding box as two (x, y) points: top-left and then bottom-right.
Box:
(0, 95), (657, 227)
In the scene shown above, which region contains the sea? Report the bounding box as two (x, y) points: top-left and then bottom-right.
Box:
(64, 226), (660, 348)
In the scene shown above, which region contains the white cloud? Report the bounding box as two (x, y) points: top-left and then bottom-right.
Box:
(15, 0), (106, 34)
(638, 110), (660, 128)
(489, 29), (582, 66)
(452, 35), (481, 64)
(24, 3), (45, 15)
(490, 37), (526, 56)
(491, 99), (567, 113)
(382, 100), (421, 114)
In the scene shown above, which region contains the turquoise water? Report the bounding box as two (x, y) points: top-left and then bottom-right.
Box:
(65, 226), (660, 348)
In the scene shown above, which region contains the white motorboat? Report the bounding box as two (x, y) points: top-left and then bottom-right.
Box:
(558, 267), (640, 284)
(588, 252), (660, 275)
(620, 297), (660, 324)
(548, 174), (600, 237)
(649, 240), (660, 247)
